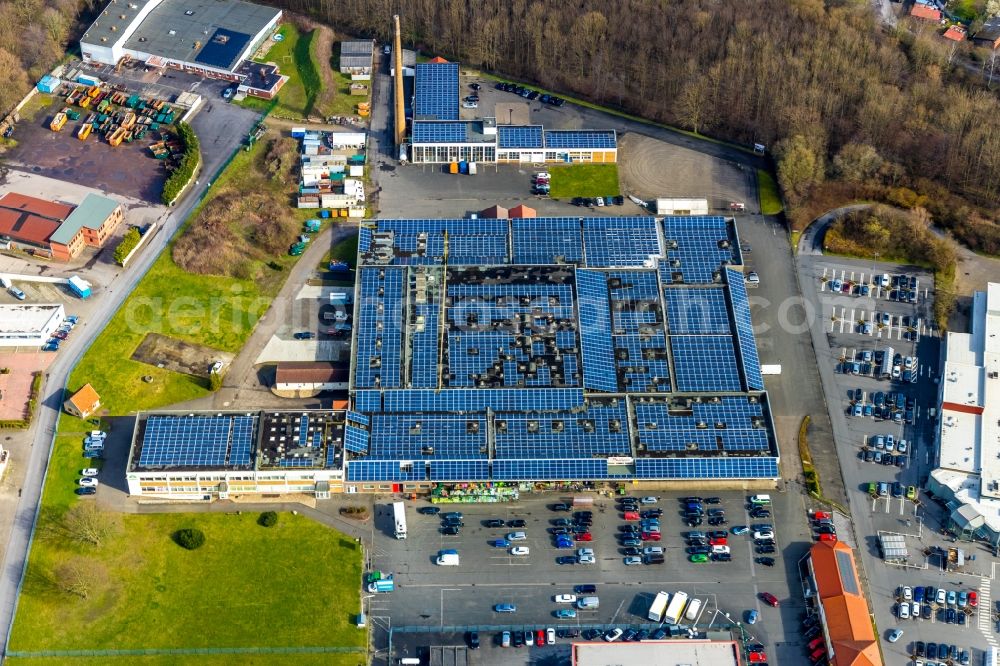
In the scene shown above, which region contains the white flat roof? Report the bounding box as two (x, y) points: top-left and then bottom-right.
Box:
(0, 304), (64, 334)
(937, 283), (1000, 506)
(573, 640), (740, 666)
(931, 467), (1000, 533)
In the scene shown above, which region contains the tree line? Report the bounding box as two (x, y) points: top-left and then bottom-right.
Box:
(272, 0), (1000, 246)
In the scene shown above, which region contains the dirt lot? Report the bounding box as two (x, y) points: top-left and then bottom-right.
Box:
(4, 97), (173, 203)
(618, 133), (751, 209)
(0, 352), (53, 421)
(131, 332), (233, 378)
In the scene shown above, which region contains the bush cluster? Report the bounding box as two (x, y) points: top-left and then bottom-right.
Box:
(161, 122), (201, 205)
(258, 511), (278, 527)
(173, 527), (206, 550)
(113, 227), (141, 266)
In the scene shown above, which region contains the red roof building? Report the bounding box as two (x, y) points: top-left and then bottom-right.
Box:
(943, 25), (967, 41)
(427, 56), (449, 64)
(479, 205), (509, 219)
(911, 3), (942, 21)
(0, 193), (71, 251)
(509, 204), (537, 218)
(806, 540), (882, 666)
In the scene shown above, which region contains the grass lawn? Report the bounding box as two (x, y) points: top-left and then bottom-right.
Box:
(10, 513), (365, 655)
(240, 24), (320, 118)
(547, 164), (620, 199)
(757, 169), (784, 215)
(66, 144), (281, 415)
(8, 656), (364, 666)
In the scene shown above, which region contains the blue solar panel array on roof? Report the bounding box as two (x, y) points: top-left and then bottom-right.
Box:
(139, 415), (254, 468)
(544, 130), (616, 149)
(583, 217), (660, 267)
(411, 121), (469, 144)
(576, 270), (617, 392)
(498, 125), (544, 149)
(726, 268), (765, 390)
(511, 218), (584, 264)
(634, 457), (779, 479)
(194, 29), (252, 70)
(415, 63), (459, 120)
(670, 335), (742, 392)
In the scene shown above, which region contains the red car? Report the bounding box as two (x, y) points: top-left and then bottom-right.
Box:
(641, 532), (661, 541)
(818, 533), (836, 542)
(749, 651), (767, 663)
(811, 511), (831, 521)
(760, 592), (779, 607)
(536, 629), (545, 646)
(623, 511), (639, 521)
(575, 532), (593, 541)
(709, 537), (727, 546)
(970, 590), (979, 607)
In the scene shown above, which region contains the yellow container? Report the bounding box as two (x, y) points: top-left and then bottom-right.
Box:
(449, 162), (459, 174)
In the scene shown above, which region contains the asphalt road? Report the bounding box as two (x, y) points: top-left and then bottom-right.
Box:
(0, 107), (257, 656)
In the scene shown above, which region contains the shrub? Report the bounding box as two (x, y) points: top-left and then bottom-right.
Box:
(113, 227), (141, 266)
(173, 528), (206, 550)
(161, 122), (201, 205)
(208, 372), (223, 391)
(258, 511), (278, 527)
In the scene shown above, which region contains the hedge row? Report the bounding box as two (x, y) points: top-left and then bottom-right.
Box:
(113, 227), (141, 266)
(161, 122), (200, 205)
(0, 371), (43, 430)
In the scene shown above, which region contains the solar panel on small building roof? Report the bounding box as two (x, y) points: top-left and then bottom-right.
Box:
(544, 130), (616, 149)
(414, 62), (459, 120)
(498, 125), (543, 149)
(411, 121), (469, 144)
(194, 28), (252, 70)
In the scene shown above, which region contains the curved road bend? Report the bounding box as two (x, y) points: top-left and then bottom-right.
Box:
(0, 176), (218, 658)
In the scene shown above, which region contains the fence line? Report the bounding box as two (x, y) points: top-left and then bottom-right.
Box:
(8, 646), (365, 658)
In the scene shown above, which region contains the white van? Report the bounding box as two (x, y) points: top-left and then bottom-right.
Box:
(684, 597), (704, 621)
(398, 659), (421, 665)
(577, 596), (600, 609)
(436, 549), (460, 566)
(749, 494), (771, 505)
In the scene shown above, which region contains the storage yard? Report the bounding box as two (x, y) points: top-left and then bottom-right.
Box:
(5, 78), (191, 202)
(294, 128), (367, 219)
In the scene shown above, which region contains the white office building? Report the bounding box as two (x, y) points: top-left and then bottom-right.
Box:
(0, 304), (65, 347)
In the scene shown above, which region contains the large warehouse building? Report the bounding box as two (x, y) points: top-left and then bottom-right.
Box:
(80, 0), (281, 80)
(344, 215), (778, 493)
(407, 62), (617, 164)
(928, 282), (1000, 546)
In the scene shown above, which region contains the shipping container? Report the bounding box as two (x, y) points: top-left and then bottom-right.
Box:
(469, 162), (478, 175)
(37, 75), (60, 93)
(290, 127), (306, 138)
(67, 276), (92, 299)
(77, 124), (92, 140)
(76, 74), (100, 86)
(459, 160), (469, 174)
(49, 113), (67, 131)
(449, 162), (459, 174)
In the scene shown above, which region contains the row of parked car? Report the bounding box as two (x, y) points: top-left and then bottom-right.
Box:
(75, 430), (106, 496)
(42, 314), (78, 352)
(827, 273), (919, 302)
(912, 640), (972, 664)
(571, 195), (625, 207)
(494, 81), (566, 106)
(618, 496), (665, 565)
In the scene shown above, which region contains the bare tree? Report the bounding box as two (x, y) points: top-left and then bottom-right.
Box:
(54, 558), (105, 599)
(61, 504), (119, 548)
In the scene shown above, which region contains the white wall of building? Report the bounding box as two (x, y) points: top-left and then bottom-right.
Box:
(0, 304), (65, 347)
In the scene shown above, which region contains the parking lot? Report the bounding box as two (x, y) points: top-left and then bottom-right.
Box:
(368, 490), (821, 664)
(795, 252), (1000, 662)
